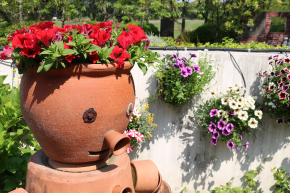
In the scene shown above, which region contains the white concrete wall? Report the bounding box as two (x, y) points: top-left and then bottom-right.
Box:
(0, 59), (21, 87)
(1, 50), (289, 192)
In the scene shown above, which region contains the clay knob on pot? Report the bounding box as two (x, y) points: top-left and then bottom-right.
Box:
(112, 186), (133, 193)
(130, 160), (159, 193)
(104, 130), (130, 156)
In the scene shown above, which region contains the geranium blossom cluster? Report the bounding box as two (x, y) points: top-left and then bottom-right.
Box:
(124, 103), (157, 153)
(259, 55), (290, 123)
(0, 21), (157, 74)
(195, 84), (262, 151)
(155, 50), (218, 107)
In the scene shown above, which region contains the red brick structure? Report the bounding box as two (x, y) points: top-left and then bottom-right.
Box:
(240, 12), (290, 46)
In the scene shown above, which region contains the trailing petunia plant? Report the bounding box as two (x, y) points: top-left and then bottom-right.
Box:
(0, 21), (160, 75)
(195, 84), (263, 151)
(123, 103), (157, 153)
(154, 50), (217, 107)
(258, 54), (290, 124)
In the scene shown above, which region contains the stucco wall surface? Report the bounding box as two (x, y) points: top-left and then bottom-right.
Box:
(1, 50), (289, 192)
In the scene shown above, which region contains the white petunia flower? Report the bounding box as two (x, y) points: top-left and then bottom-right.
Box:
(221, 97), (229, 105)
(237, 97), (245, 104)
(218, 110), (224, 117)
(229, 100), (238, 110)
(238, 111), (248, 120)
(248, 118), (258, 128)
(254, 110), (263, 119)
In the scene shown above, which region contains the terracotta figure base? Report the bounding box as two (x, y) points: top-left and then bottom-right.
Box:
(25, 150), (134, 193)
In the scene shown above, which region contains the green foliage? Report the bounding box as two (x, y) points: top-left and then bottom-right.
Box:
(189, 23), (237, 44)
(155, 50), (216, 107)
(270, 17), (286, 32)
(125, 103), (156, 150)
(0, 38), (8, 47)
(195, 85), (262, 150)
(0, 75), (40, 193)
(258, 55), (290, 123)
(272, 167), (290, 193)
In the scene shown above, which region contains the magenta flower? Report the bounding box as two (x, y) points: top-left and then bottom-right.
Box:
(193, 65), (201, 73)
(182, 57), (186, 62)
(244, 142), (249, 151)
(237, 147), (240, 151)
(285, 58), (290, 63)
(211, 137), (217, 146)
(172, 54), (178, 59)
(226, 123), (234, 132)
(269, 61), (273, 65)
(268, 56), (272, 60)
(227, 141), (235, 149)
(172, 63), (179, 68)
(264, 88), (268, 92)
(185, 66), (193, 75)
(212, 130), (220, 139)
(218, 120), (225, 130)
(126, 144), (134, 153)
(227, 111), (235, 116)
(281, 69), (286, 74)
(239, 135), (242, 140)
(209, 109), (218, 117)
(178, 61), (184, 68)
(285, 69), (290, 73)
(135, 133), (144, 142)
(209, 122), (217, 132)
(222, 128), (230, 136)
(279, 83), (283, 88)
(288, 74), (290, 80)
(269, 85), (274, 90)
(281, 77), (287, 82)
(276, 72), (281, 76)
(279, 92), (286, 99)
(181, 68), (188, 77)
(263, 71), (267, 76)
(189, 53), (197, 57)
(283, 85), (289, 91)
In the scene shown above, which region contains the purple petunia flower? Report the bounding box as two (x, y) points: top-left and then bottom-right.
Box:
(285, 58), (290, 63)
(211, 137), (218, 146)
(172, 63), (179, 68)
(268, 56), (272, 60)
(189, 53), (197, 58)
(270, 72), (275, 77)
(212, 130), (220, 139)
(165, 67), (168, 70)
(181, 68), (188, 77)
(227, 111), (235, 116)
(269, 61), (273, 65)
(182, 57), (187, 62)
(185, 66), (193, 75)
(283, 85), (289, 91)
(269, 85), (274, 90)
(239, 135), (242, 141)
(263, 71), (267, 76)
(281, 77), (287, 82)
(244, 142), (249, 151)
(273, 55), (278, 58)
(178, 61), (184, 68)
(209, 109), (218, 117)
(237, 147), (240, 151)
(281, 69), (286, 74)
(193, 65), (201, 73)
(218, 120), (225, 130)
(268, 77), (272, 81)
(226, 123), (234, 132)
(209, 122), (217, 132)
(276, 72), (281, 76)
(222, 128), (230, 136)
(277, 118), (283, 124)
(227, 141), (235, 149)
(172, 54), (178, 59)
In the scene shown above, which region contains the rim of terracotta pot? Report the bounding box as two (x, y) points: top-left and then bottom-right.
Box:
(24, 61), (133, 77)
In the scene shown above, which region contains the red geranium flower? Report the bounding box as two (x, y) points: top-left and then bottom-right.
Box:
(7, 28), (27, 42)
(89, 29), (111, 47)
(19, 33), (41, 58)
(95, 21), (113, 29)
(36, 29), (56, 48)
(117, 31), (134, 50)
(30, 21), (54, 31)
(127, 25), (147, 43)
(109, 46), (130, 68)
(88, 51), (100, 64)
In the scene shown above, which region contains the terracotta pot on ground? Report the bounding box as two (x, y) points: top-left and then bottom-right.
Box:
(130, 160), (159, 192)
(20, 62), (135, 164)
(9, 188), (28, 193)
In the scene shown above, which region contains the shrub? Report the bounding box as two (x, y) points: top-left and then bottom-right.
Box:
(0, 38), (8, 47)
(188, 23), (237, 44)
(0, 75), (40, 193)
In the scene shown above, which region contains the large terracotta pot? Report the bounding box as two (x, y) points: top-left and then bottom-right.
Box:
(20, 62), (135, 164)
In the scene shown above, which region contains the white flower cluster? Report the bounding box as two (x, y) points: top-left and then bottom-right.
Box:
(220, 84), (262, 128)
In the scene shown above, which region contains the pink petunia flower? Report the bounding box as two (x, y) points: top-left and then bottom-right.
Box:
(128, 129), (139, 137)
(123, 130), (131, 138)
(126, 144), (134, 153)
(130, 116), (133, 122)
(135, 133), (144, 142)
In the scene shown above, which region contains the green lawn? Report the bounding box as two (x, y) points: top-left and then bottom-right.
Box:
(149, 19), (204, 39)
